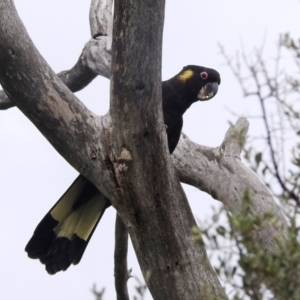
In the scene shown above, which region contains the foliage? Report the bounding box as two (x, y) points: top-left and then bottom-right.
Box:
(91, 275), (148, 300)
(195, 191), (300, 300)
(196, 34), (300, 300)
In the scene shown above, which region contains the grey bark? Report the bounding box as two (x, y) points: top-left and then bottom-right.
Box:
(114, 214), (130, 300)
(108, 1), (224, 299)
(90, 0), (113, 40)
(173, 118), (288, 252)
(0, 0), (112, 110)
(0, 1), (225, 299)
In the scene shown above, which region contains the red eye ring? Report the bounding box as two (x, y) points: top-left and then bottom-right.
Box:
(200, 72), (208, 80)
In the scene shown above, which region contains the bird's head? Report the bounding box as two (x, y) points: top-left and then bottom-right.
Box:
(176, 65), (221, 101)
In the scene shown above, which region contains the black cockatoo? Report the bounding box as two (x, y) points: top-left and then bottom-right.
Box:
(25, 65), (220, 274)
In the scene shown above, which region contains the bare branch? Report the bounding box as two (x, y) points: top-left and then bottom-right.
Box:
(0, 37), (111, 110)
(173, 117), (288, 253)
(79, 38), (111, 79)
(0, 0), (105, 183)
(90, 0), (113, 39)
(57, 38), (110, 91)
(1, 0), (113, 111)
(114, 214), (130, 300)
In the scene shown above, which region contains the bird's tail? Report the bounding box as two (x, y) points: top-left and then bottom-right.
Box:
(25, 175), (110, 275)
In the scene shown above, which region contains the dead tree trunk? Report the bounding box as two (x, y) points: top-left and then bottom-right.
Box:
(0, 0), (289, 299)
(0, 0), (224, 299)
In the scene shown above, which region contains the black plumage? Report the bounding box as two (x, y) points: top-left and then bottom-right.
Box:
(25, 65), (220, 274)
(162, 65), (220, 152)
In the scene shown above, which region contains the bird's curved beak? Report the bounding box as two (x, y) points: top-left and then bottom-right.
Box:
(197, 82), (219, 101)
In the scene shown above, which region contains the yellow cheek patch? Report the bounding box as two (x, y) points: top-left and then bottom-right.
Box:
(178, 69), (194, 81)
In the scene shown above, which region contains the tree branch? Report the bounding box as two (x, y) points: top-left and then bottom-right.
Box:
(90, 0), (113, 39)
(0, 38), (112, 110)
(56, 38), (110, 91)
(0, 0), (109, 191)
(0, 0), (113, 110)
(173, 117), (288, 252)
(114, 214), (130, 300)
(0, 38), (111, 110)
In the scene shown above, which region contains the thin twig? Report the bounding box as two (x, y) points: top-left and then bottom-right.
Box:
(220, 43), (300, 205)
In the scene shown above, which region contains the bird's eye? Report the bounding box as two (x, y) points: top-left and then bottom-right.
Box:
(200, 72), (208, 80)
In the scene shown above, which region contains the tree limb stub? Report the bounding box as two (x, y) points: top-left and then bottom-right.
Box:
(1, 1), (287, 255)
(90, 0), (113, 40)
(173, 117), (288, 252)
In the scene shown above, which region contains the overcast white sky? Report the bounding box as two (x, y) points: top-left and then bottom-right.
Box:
(1, 1), (300, 300)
